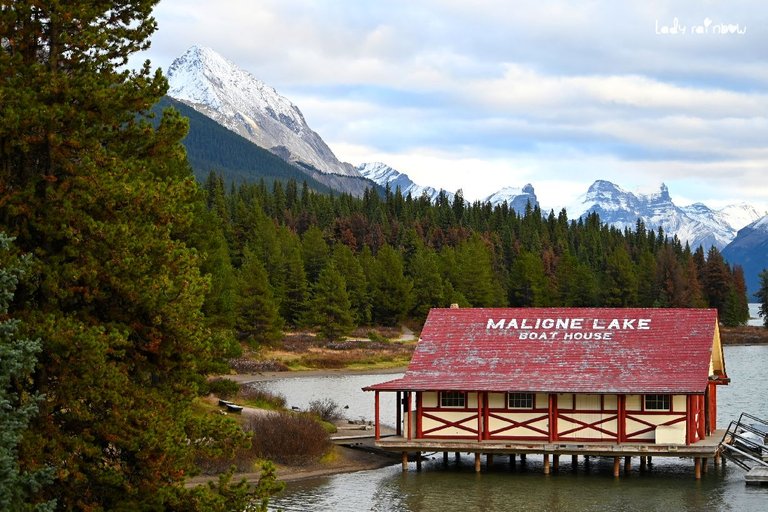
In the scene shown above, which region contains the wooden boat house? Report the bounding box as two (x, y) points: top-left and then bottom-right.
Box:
(364, 307), (730, 477)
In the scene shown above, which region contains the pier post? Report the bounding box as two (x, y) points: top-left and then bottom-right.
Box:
(487, 454), (494, 467)
(474, 453), (482, 473)
(402, 452), (408, 472)
(552, 454), (559, 472)
(443, 452), (449, 466)
(416, 452), (422, 471)
(543, 454), (550, 475)
(640, 456), (647, 470)
(455, 452), (460, 462)
(510, 454), (516, 466)
(613, 457), (620, 478)
(520, 453), (527, 463)
(694, 458), (702, 480)
(571, 454), (578, 468)
(624, 456), (632, 473)
(702, 458), (708, 474)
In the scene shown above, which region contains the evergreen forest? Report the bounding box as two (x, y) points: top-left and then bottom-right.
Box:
(200, 173), (752, 344)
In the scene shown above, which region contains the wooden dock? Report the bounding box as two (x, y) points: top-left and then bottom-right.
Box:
(745, 467), (768, 485)
(374, 430), (725, 478)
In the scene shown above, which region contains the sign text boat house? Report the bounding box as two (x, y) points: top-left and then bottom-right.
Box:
(364, 307), (729, 478)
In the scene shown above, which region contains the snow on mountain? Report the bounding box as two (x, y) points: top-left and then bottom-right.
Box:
(357, 162), (454, 203)
(568, 181), (761, 250)
(722, 214), (768, 297)
(166, 46), (358, 177)
(483, 184), (539, 213)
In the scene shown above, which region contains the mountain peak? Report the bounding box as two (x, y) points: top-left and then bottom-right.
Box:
(357, 162), (452, 202)
(166, 46), (358, 177)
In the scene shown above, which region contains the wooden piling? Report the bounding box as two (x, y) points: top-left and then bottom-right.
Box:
(694, 458), (702, 480)
(552, 454), (559, 472)
(640, 456), (647, 470)
(702, 457), (708, 474)
(520, 453), (527, 463)
(443, 452), (449, 465)
(510, 454), (516, 466)
(416, 452), (422, 471)
(474, 453), (482, 473)
(624, 456), (631, 473)
(402, 452), (408, 472)
(487, 454), (494, 466)
(613, 457), (620, 477)
(571, 454), (578, 467)
(543, 454), (550, 475)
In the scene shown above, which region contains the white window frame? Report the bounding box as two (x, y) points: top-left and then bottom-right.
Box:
(439, 391), (466, 408)
(507, 392), (535, 409)
(644, 394), (671, 411)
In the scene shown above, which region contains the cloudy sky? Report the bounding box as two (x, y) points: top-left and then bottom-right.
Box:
(136, 0), (767, 212)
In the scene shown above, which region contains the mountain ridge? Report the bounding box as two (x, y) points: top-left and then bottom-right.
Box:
(167, 45), (359, 178)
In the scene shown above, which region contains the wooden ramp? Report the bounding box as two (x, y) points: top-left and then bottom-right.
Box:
(719, 412), (768, 484)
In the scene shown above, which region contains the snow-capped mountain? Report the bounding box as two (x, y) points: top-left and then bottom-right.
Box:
(483, 184), (539, 212)
(166, 46), (358, 177)
(357, 162), (453, 202)
(722, 215), (768, 297)
(568, 181), (761, 250)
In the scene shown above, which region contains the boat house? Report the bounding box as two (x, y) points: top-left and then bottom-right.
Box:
(364, 307), (729, 477)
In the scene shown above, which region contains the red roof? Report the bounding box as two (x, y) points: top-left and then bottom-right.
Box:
(366, 308), (719, 394)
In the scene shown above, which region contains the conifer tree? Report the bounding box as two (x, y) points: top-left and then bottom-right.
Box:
(235, 248), (284, 345)
(331, 244), (371, 325)
(0, 235), (54, 512)
(279, 236), (309, 328)
(301, 225), (329, 283)
(755, 269), (768, 328)
(408, 244), (446, 319)
(0, 3), (267, 509)
(369, 245), (413, 325)
(309, 263), (355, 340)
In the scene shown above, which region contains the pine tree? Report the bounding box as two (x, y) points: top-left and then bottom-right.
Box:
(369, 245), (413, 325)
(301, 225), (329, 284)
(235, 248), (284, 345)
(331, 244), (371, 325)
(755, 269), (768, 328)
(408, 244), (446, 319)
(279, 236), (309, 328)
(0, 234), (54, 512)
(0, 3), (267, 509)
(309, 263), (355, 340)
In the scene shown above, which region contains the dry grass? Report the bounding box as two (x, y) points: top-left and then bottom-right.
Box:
(720, 325), (768, 345)
(245, 329), (416, 371)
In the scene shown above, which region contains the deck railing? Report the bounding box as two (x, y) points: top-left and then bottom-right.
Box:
(719, 412), (768, 471)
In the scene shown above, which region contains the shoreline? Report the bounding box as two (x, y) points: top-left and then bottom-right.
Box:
(222, 366), (407, 385)
(186, 445), (400, 488)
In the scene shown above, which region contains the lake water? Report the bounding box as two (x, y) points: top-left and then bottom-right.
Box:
(748, 303), (763, 327)
(261, 345), (768, 511)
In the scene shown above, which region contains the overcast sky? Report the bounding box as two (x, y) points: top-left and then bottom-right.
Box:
(135, 0), (768, 213)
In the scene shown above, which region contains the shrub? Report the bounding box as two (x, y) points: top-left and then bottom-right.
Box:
(308, 397), (343, 422)
(247, 412), (331, 465)
(238, 384), (287, 409)
(206, 378), (240, 399)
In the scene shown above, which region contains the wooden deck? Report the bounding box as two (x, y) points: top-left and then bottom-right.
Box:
(375, 429), (725, 459)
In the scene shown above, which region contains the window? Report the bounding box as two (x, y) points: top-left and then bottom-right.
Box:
(644, 394), (671, 411)
(507, 392), (534, 409)
(440, 391), (466, 408)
